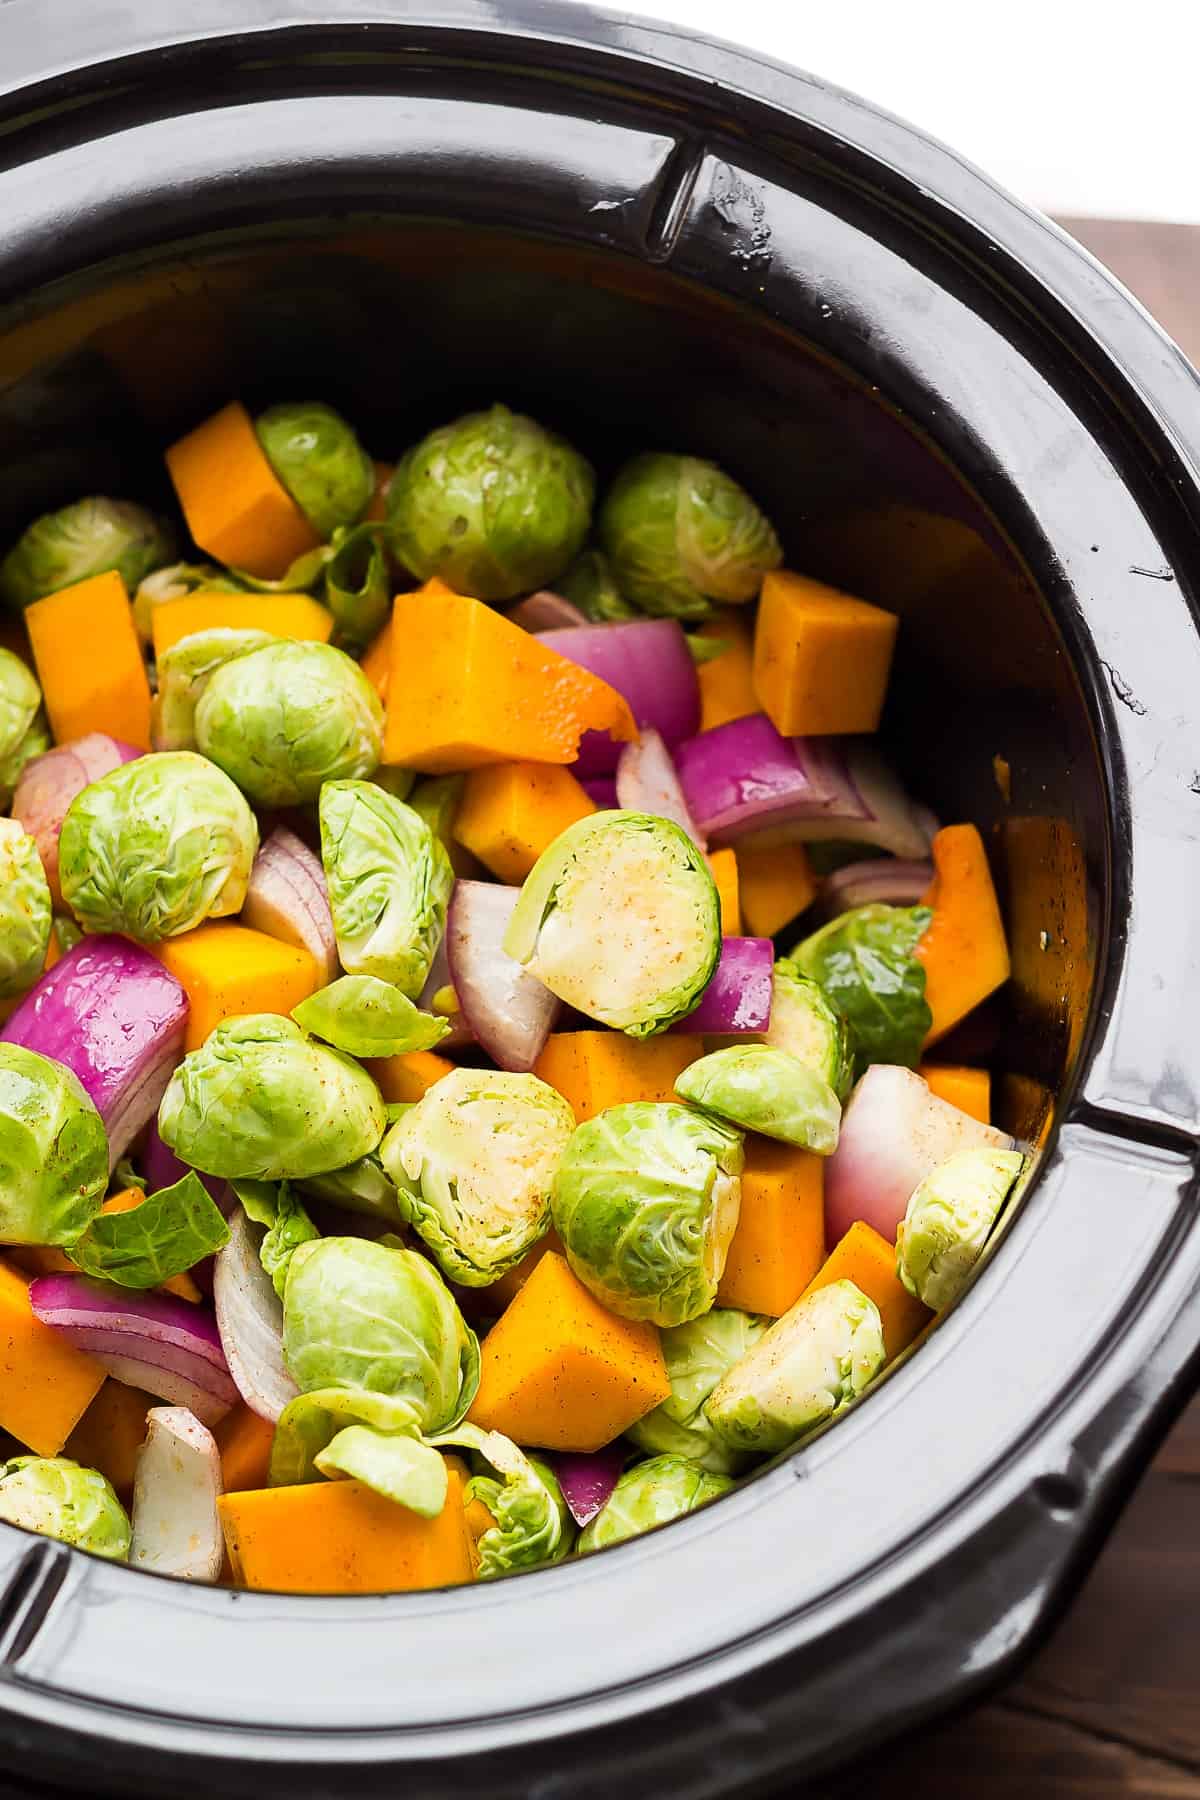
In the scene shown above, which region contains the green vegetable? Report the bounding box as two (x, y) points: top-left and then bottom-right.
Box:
(158, 1014), (386, 1181)
(705, 1278), (885, 1454)
(151, 627), (276, 752)
(431, 1421), (574, 1576)
(0, 1044), (107, 1246)
(385, 404), (594, 603)
(598, 453), (781, 620)
(0, 1456), (130, 1559)
(786, 904), (933, 1070)
(504, 811), (721, 1038)
(58, 751), (258, 942)
(292, 975), (449, 1059)
(764, 966), (854, 1103)
(626, 1308), (768, 1473)
(295, 1152), (404, 1228)
(0, 819), (51, 998)
(232, 1177), (320, 1300)
(577, 1454), (733, 1552)
(313, 1425), (449, 1517)
(320, 780), (454, 999)
(52, 916), (83, 956)
(408, 774), (464, 848)
(380, 1068), (574, 1286)
(551, 1101), (743, 1327)
(324, 523), (391, 647)
(896, 1147), (1025, 1311)
(558, 548), (637, 621)
(255, 401), (375, 538)
(67, 1173), (229, 1289)
(371, 765), (415, 802)
(0, 647), (43, 804)
(132, 561), (236, 645)
(675, 1045), (842, 1153)
(194, 640), (383, 806)
(0, 497), (175, 611)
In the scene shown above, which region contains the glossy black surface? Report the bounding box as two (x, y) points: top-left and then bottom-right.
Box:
(0, 3), (1199, 1794)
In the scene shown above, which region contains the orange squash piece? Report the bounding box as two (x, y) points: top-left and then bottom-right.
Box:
(360, 622), (392, 703)
(151, 591), (333, 659)
(0, 1259), (105, 1455)
(694, 610), (758, 732)
(64, 1379), (151, 1498)
(533, 1032), (703, 1124)
(219, 1459), (476, 1593)
(919, 1063), (991, 1124)
(455, 761), (596, 884)
(915, 825), (1011, 1045)
(165, 400), (321, 580)
(382, 586), (637, 773)
(717, 1140), (824, 1316)
(737, 841), (817, 939)
(800, 1221), (930, 1359)
(482, 1230), (564, 1315)
(365, 1049), (456, 1104)
(754, 569), (899, 737)
(26, 571), (152, 749)
(707, 847), (741, 934)
(153, 922), (320, 1052)
(468, 1252), (670, 1451)
(215, 1405), (276, 1495)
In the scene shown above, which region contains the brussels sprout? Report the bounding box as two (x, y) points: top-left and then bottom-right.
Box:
(292, 975), (449, 1059)
(320, 780), (453, 998)
(68, 1171), (229, 1289)
(151, 628), (277, 752)
(786, 904), (932, 1071)
(432, 1421), (574, 1577)
(158, 1014), (386, 1181)
(58, 751), (258, 941)
(0, 819), (51, 998)
(296, 1150), (404, 1227)
(598, 454), (781, 620)
(551, 1102), (743, 1327)
(558, 548), (637, 621)
(372, 765), (415, 802)
(195, 640), (383, 807)
(385, 404), (594, 602)
(705, 1279), (885, 1454)
(0, 1043), (107, 1245)
(896, 1146), (1025, 1311)
(626, 1308), (768, 1474)
(255, 402), (375, 538)
(675, 1045), (842, 1153)
(504, 812), (720, 1038)
(380, 1068), (575, 1286)
(132, 561), (237, 644)
(233, 1176), (320, 1299)
(764, 966), (854, 1103)
(0, 497), (176, 611)
(407, 774), (464, 848)
(324, 523), (391, 647)
(0, 714), (49, 810)
(577, 1454), (733, 1552)
(313, 1424), (450, 1517)
(0, 1456), (130, 1560)
(0, 646), (42, 768)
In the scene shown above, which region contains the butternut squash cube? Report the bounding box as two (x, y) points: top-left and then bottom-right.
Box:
(365, 1049), (456, 1104)
(754, 569), (898, 737)
(717, 1140), (824, 1316)
(694, 610), (757, 732)
(800, 1221), (930, 1359)
(919, 1063), (991, 1124)
(916, 824), (1011, 1044)
(736, 841), (817, 939)
(63, 1378), (151, 1498)
(26, 571), (152, 749)
(151, 591), (333, 659)
(152, 922), (320, 1051)
(165, 400), (320, 580)
(708, 847), (741, 934)
(533, 1031), (703, 1124)
(468, 1252), (670, 1451)
(0, 1259), (105, 1455)
(482, 1229), (564, 1315)
(455, 761), (596, 884)
(214, 1404), (276, 1495)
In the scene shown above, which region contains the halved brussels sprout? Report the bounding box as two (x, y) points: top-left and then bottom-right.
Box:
(558, 548), (637, 621)
(0, 497), (175, 611)
(255, 402), (375, 539)
(0, 819), (51, 998)
(0, 1043), (107, 1246)
(320, 780), (454, 999)
(504, 812), (721, 1038)
(158, 1014), (386, 1181)
(195, 640), (383, 806)
(786, 903), (932, 1071)
(705, 1278), (885, 1454)
(151, 627), (277, 752)
(380, 1068), (575, 1286)
(626, 1307), (768, 1474)
(896, 1146), (1025, 1311)
(551, 1101), (743, 1327)
(577, 1453), (733, 1552)
(764, 966), (854, 1103)
(132, 561), (238, 645)
(292, 975), (449, 1059)
(598, 454), (781, 620)
(385, 404), (594, 602)
(431, 1421), (575, 1577)
(0, 1456), (130, 1559)
(58, 751), (258, 941)
(675, 1045), (842, 1153)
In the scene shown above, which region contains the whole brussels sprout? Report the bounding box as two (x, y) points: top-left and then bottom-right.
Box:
(385, 404), (594, 603)
(0, 497), (175, 611)
(158, 1014), (386, 1181)
(577, 1453), (733, 1552)
(764, 966), (854, 1103)
(705, 1278), (885, 1454)
(320, 780), (453, 998)
(0, 648), (43, 798)
(195, 641), (383, 806)
(380, 1068), (575, 1285)
(0, 1043), (107, 1245)
(504, 812), (721, 1038)
(626, 1308), (768, 1474)
(58, 751), (258, 941)
(0, 819), (52, 998)
(255, 402), (375, 539)
(598, 454), (781, 620)
(897, 1146), (1025, 1311)
(551, 1101), (743, 1327)
(558, 548), (637, 621)
(151, 627), (277, 752)
(0, 1456), (130, 1560)
(675, 1045), (842, 1153)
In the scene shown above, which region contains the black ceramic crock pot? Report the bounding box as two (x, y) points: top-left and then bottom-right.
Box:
(1, 4), (1200, 1794)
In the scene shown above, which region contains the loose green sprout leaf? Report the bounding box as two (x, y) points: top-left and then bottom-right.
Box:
(320, 780), (454, 998)
(295, 1152), (405, 1228)
(314, 1424), (449, 1518)
(676, 1045), (842, 1153)
(0, 819), (51, 999)
(763, 966), (854, 1103)
(68, 1172), (229, 1289)
(787, 904), (933, 1070)
(325, 523), (391, 647)
(0, 1043), (108, 1246)
(226, 544), (333, 595)
(577, 1453), (733, 1552)
(896, 1146), (1025, 1311)
(0, 1456), (130, 1559)
(270, 1385), (427, 1487)
(255, 401), (375, 538)
(626, 1308), (768, 1473)
(685, 633), (730, 665)
(558, 547), (637, 621)
(151, 627), (277, 752)
(431, 1421), (575, 1576)
(292, 975), (450, 1059)
(259, 1183), (320, 1301)
(0, 497), (175, 611)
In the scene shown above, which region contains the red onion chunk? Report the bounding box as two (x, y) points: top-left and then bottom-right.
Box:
(538, 621), (700, 776)
(1, 936), (187, 1168)
(825, 1065), (1014, 1246)
(445, 881), (561, 1073)
(554, 1445), (626, 1528)
(131, 1407), (224, 1582)
(12, 733), (141, 901)
(824, 858), (935, 914)
(242, 826), (338, 985)
(213, 1208), (299, 1422)
(672, 937), (773, 1035)
(615, 729), (707, 850)
(582, 777), (618, 809)
(507, 591), (587, 631)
